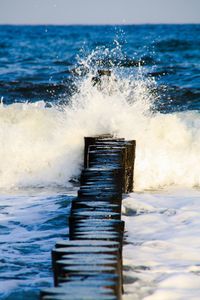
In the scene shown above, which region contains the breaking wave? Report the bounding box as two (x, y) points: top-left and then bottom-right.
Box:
(0, 57), (199, 191)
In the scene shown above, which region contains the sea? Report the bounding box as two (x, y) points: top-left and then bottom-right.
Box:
(0, 24), (200, 300)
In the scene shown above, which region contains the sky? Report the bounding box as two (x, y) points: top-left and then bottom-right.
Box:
(0, 0), (199, 25)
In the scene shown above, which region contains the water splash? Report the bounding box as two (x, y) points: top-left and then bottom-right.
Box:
(0, 49), (199, 191)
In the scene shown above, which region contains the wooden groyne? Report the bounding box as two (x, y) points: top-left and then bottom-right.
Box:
(40, 135), (136, 300)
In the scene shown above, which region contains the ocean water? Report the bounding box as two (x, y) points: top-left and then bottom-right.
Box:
(0, 25), (199, 299)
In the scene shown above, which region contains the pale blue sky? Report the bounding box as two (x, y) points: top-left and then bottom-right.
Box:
(0, 0), (199, 24)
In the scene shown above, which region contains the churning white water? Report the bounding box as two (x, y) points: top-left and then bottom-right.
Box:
(0, 70), (199, 191)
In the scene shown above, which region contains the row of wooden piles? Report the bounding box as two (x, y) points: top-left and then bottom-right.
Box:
(40, 134), (136, 300)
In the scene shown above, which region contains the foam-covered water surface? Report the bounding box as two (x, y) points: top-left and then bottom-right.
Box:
(0, 188), (75, 300)
(122, 189), (200, 300)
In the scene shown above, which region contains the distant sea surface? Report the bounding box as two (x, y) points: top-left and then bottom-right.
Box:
(0, 25), (200, 300)
(0, 25), (200, 111)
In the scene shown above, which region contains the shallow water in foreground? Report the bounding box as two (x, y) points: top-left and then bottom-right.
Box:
(1, 188), (200, 300)
(123, 189), (200, 300)
(0, 188), (76, 300)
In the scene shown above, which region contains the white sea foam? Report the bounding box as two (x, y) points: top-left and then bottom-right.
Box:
(122, 189), (200, 300)
(0, 68), (200, 190)
(0, 101), (83, 189)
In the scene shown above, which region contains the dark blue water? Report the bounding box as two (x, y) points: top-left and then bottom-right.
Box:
(0, 25), (200, 111)
(0, 25), (200, 300)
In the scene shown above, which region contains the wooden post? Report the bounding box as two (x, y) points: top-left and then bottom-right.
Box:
(41, 135), (136, 300)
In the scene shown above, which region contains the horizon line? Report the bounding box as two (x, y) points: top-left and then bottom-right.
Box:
(0, 22), (199, 26)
